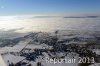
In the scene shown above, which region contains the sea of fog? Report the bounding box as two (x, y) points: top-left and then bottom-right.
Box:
(0, 16), (100, 34)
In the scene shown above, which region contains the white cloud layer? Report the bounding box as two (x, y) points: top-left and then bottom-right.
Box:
(0, 15), (100, 33)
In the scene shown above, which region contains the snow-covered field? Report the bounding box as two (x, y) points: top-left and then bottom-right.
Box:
(0, 30), (100, 66)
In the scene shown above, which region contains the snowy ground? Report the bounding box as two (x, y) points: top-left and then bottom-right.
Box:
(0, 31), (100, 66)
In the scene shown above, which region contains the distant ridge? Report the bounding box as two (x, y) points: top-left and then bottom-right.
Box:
(64, 16), (99, 18)
(26, 15), (100, 18)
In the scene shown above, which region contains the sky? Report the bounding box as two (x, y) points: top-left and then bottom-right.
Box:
(0, 0), (100, 16)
